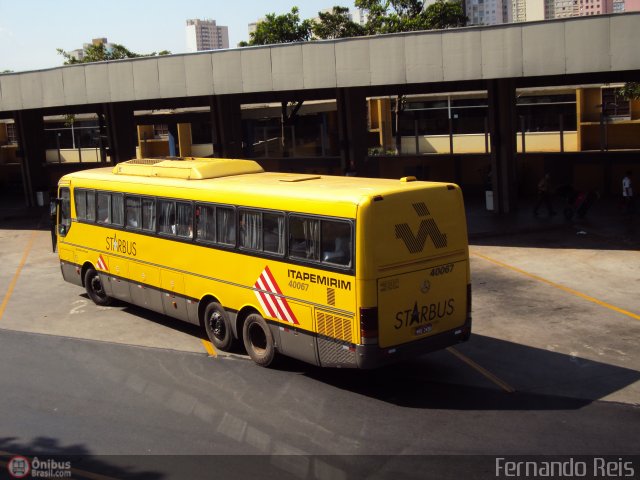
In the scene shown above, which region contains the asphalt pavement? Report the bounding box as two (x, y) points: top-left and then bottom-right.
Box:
(0, 195), (638, 479)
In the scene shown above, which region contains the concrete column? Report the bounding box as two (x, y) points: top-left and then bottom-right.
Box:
(177, 123), (193, 157)
(106, 102), (136, 164)
(487, 79), (518, 214)
(211, 95), (242, 158)
(15, 109), (47, 207)
(337, 87), (369, 176)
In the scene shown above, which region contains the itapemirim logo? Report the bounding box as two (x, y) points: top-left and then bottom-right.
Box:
(395, 202), (448, 253)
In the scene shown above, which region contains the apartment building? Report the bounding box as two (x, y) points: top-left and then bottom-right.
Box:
(186, 19), (229, 52)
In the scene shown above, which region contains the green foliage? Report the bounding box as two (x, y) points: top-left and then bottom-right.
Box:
(57, 43), (171, 65)
(63, 114), (76, 127)
(1, 69), (13, 73)
(312, 6), (366, 39)
(618, 82), (640, 101)
(248, 7), (312, 45)
(423, 0), (467, 30)
(355, 0), (467, 33)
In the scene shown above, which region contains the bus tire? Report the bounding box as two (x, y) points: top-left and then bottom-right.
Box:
(243, 313), (275, 367)
(204, 302), (236, 352)
(84, 267), (112, 306)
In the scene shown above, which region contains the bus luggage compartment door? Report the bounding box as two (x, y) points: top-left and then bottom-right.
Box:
(160, 270), (189, 323)
(108, 256), (131, 302)
(377, 260), (468, 349)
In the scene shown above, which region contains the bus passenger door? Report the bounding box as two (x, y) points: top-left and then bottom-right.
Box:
(160, 270), (189, 323)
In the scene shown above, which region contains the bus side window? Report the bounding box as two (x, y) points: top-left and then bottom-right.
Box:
(86, 190), (96, 222)
(59, 187), (71, 236)
(263, 212), (285, 255)
(158, 200), (175, 235)
(111, 194), (124, 226)
(216, 207), (235, 246)
(125, 196), (141, 229)
(321, 220), (352, 267)
(289, 216), (320, 261)
(97, 192), (111, 224)
(239, 210), (262, 251)
(75, 189), (86, 220)
(196, 204), (216, 242)
(176, 202), (193, 238)
(142, 198), (156, 232)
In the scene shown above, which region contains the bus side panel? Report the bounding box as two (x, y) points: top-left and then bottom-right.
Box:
(107, 255), (131, 302)
(277, 303), (319, 365)
(129, 263), (165, 315)
(160, 270), (190, 323)
(60, 260), (83, 287)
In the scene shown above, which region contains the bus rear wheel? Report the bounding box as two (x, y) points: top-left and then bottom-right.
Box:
(204, 302), (236, 352)
(243, 313), (275, 367)
(84, 267), (112, 306)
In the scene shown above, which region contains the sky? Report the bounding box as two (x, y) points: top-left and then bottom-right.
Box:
(0, 0), (353, 73)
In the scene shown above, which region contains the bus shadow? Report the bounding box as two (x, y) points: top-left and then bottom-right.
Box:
(297, 334), (640, 411)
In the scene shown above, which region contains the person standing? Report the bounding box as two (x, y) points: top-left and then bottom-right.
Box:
(534, 173), (556, 217)
(622, 171), (634, 214)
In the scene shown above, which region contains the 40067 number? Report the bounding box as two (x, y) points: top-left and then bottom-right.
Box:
(288, 280), (309, 291)
(430, 264), (454, 276)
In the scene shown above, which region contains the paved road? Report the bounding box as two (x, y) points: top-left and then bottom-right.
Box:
(0, 223), (639, 479)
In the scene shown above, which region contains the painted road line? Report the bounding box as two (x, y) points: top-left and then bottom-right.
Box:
(201, 339), (217, 357)
(0, 231), (36, 322)
(447, 347), (516, 393)
(471, 251), (640, 321)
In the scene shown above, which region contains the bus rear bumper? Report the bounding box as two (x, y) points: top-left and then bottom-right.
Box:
(355, 319), (472, 370)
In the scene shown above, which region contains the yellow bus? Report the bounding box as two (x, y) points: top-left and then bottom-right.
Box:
(55, 157), (471, 368)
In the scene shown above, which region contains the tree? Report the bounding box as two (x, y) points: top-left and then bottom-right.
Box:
(312, 6), (366, 40)
(423, 0), (467, 30)
(619, 82), (640, 101)
(248, 7), (312, 46)
(57, 43), (171, 65)
(355, 0), (467, 34)
(1, 69), (13, 73)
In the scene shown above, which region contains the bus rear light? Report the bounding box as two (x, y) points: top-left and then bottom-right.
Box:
(360, 307), (378, 345)
(467, 283), (472, 319)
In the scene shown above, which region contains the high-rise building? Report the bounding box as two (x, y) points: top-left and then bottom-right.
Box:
(612, 0), (626, 12)
(466, 0), (512, 24)
(511, 0), (551, 21)
(186, 19), (229, 52)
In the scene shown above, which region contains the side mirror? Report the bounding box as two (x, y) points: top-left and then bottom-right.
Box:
(49, 199), (60, 216)
(57, 224), (67, 236)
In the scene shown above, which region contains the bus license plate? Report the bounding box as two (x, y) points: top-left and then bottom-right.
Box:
(415, 324), (433, 336)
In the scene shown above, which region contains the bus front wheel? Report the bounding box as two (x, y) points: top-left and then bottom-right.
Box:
(84, 267), (112, 306)
(243, 313), (275, 367)
(204, 302), (236, 352)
